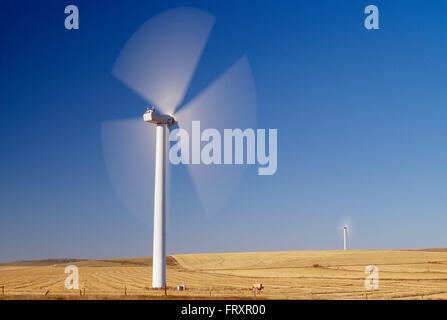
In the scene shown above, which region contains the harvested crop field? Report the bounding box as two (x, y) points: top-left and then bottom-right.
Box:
(1, 249), (446, 300)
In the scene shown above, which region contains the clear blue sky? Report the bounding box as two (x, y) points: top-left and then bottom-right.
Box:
(1, 0), (446, 262)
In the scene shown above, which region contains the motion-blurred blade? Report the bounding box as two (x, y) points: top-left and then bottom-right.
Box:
(112, 8), (215, 115)
(175, 56), (257, 216)
(338, 218), (354, 240)
(101, 118), (156, 226)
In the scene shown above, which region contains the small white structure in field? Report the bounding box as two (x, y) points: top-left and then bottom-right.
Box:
(177, 285), (186, 291)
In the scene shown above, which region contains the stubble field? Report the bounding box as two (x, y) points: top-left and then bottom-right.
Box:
(1, 249), (446, 300)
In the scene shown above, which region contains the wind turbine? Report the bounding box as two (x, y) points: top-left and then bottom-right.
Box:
(101, 8), (257, 288)
(343, 226), (348, 250)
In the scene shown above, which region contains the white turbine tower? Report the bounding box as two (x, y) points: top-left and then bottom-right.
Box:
(143, 109), (174, 287)
(101, 8), (257, 288)
(343, 226), (348, 250)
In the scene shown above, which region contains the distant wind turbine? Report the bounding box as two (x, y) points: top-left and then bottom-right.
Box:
(343, 226), (348, 250)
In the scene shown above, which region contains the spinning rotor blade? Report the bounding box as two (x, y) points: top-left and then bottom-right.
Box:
(112, 8), (215, 115)
(105, 8), (257, 219)
(338, 218), (354, 239)
(101, 118), (171, 226)
(174, 56), (257, 216)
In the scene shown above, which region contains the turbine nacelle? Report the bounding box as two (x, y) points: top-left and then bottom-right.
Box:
(143, 108), (175, 126)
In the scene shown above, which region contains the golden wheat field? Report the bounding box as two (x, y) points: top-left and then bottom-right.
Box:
(1, 249), (446, 300)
